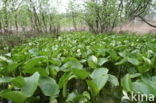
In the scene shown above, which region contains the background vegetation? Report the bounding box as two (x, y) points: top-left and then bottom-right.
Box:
(0, 0), (156, 34)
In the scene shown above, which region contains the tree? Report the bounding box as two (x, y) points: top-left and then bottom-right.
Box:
(83, 0), (153, 33)
(10, 0), (24, 32)
(84, 0), (121, 33)
(68, 0), (83, 31)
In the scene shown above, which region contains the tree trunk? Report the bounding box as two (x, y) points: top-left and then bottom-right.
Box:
(71, 12), (77, 31)
(4, 1), (9, 33)
(41, 13), (47, 32)
(15, 14), (18, 32)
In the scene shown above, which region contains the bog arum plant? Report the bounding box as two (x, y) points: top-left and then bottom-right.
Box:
(0, 32), (156, 102)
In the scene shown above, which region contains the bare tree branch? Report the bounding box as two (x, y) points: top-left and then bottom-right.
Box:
(137, 15), (156, 28)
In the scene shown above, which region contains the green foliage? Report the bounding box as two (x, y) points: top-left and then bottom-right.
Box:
(0, 32), (156, 102)
(0, 90), (26, 103)
(21, 72), (40, 97)
(39, 77), (59, 97)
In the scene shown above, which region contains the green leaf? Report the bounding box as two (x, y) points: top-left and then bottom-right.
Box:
(91, 68), (109, 90)
(88, 55), (98, 69)
(49, 66), (59, 77)
(25, 67), (49, 77)
(130, 73), (141, 78)
(141, 77), (156, 96)
(109, 50), (119, 61)
(71, 69), (90, 79)
(115, 58), (127, 65)
(98, 58), (108, 66)
(50, 97), (58, 103)
(152, 76), (156, 85)
(39, 77), (59, 96)
(82, 91), (90, 100)
(23, 56), (48, 76)
(90, 68), (108, 79)
(66, 92), (77, 102)
(0, 56), (11, 63)
(92, 74), (109, 90)
(86, 80), (99, 96)
(152, 76), (156, 81)
(59, 72), (75, 88)
(7, 62), (19, 73)
(21, 72), (40, 97)
(49, 58), (61, 66)
(62, 61), (83, 70)
(132, 81), (152, 95)
(127, 58), (139, 66)
(0, 90), (26, 103)
(23, 56), (47, 69)
(121, 74), (132, 92)
(0, 77), (13, 83)
(11, 76), (25, 88)
(59, 72), (75, 97)
(137, 64), (151, 73)
(143, 56), (151, 65)
(118, 51), (127, 57)
(108, 74), (119, 87)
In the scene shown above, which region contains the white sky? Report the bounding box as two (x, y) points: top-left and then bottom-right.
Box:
(59, 0), (69, 13)
(56, 0), (85, 13)
(48, 0), (69, 13)
(0, 0), (85, 13)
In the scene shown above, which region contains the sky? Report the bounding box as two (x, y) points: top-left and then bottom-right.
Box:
(49, 0), (70, 13)
(58, 0), (69, 13)
(48, 0), (80, 14)
(0, 0), (85, 13)
(55, 0), (85, 13)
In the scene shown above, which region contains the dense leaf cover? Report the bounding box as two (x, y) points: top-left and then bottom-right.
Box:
(0, 32), (156, 103)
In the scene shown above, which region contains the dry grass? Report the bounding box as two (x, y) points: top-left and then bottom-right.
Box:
(115, 21), (156, 34)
